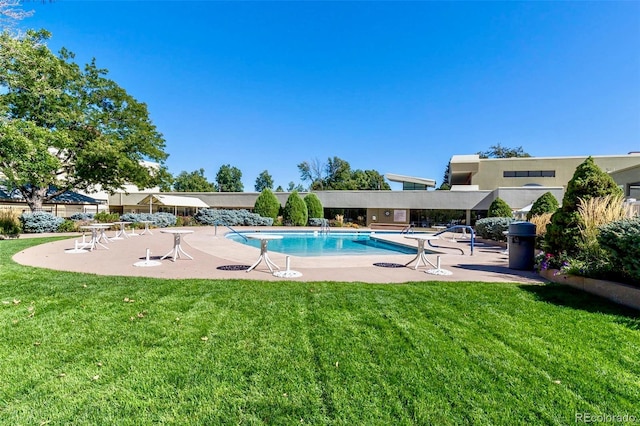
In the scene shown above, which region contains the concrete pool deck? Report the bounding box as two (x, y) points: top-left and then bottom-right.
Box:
(12, 226), (547, 284)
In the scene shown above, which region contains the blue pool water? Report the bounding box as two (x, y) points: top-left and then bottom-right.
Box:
(226, 231), (420, 257)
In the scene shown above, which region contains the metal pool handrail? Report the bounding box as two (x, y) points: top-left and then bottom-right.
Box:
(214, 223), (248, 241)
(428, 225), (475, 255)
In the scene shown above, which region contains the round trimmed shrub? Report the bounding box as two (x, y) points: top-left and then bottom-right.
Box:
(253, 189), (281, 221)
(487, 197), (512, 218)
(527, 192), (559, 220)
(304, 193), (324, 221)
(282, 191), (308, 226)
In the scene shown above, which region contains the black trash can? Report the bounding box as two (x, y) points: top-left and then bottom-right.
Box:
(508, 222), (537, 270)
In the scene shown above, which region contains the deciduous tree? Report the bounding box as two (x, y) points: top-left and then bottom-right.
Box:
(298, 156), (390, 190)
(254, 170), (273, 192)
(173, 168), (216, 192)
(0, 30), (169, 211)
(477, 143), (531, 159)
(215, 164), (243, 192)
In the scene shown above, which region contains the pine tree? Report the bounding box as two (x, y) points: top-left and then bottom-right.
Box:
(545, 157), (622, 256)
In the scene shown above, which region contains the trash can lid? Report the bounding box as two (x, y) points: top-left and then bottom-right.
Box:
(508, 221), (536, 236)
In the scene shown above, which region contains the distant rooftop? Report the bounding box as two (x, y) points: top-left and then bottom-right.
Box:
(385, 173), (436, 188)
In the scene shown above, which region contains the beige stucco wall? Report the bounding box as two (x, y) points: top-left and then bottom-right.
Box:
(453, 154), (640, 190)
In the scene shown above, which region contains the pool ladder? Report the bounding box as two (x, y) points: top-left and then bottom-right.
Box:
(320, 218), (330, 234)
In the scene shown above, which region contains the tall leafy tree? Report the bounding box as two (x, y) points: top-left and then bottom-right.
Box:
(298, 156), (390, 190)
(351, 169), (391, 190)
(215, 164), (243, 192)
(297, 158), (324, 190)
(287, 181), (305, 192)
(303, 192), (324, 218)
(0, 30), (169, 211)
(173, 168), (216, 192)
(477, 143), (531, 159)
(254, 170), (273, 192)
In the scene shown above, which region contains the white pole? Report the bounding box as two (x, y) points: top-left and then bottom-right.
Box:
(146, 248), (151, 261)
(286, 256), (291, 271)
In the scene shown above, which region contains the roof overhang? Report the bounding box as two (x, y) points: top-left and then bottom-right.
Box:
(138, 194), (209, 208)
(384, 173), (436, 188)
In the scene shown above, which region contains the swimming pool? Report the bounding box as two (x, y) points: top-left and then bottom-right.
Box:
(225, 231), (420, 257)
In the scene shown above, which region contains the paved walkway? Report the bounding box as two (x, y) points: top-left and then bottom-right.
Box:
(12, 226), (546, 284)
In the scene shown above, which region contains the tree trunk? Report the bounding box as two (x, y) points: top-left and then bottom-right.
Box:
(23, 186), (49, 212)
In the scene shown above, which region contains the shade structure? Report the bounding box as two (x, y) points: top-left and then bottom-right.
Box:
(138, 194), (209, 214)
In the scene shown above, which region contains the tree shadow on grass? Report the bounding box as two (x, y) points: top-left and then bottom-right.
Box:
(519, 282), (640, 330)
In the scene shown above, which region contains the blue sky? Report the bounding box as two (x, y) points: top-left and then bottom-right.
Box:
(16, 0), (640, 191)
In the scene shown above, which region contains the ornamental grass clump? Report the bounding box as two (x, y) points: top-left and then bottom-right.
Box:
(0, 209), (21, 237)
(528, 212), (553, 249)
(577, 195), (631, 253)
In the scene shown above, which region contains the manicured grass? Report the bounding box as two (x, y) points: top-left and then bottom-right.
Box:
(1, 237), (639, 425)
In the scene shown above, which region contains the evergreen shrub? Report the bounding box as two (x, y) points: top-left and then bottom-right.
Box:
(253, 189), (281, 221)
(120, 212), (177, 228)
(527, 192), (559, 220)
(282, 191), (308, 226)
(474, 217), (513, 241)
(69, 212), (95, 221)
(194, 209), (273, 226)
(94, 212), (120, 223)
(303, 193), (324, 220)
(57, 219), (78, 232)
(19, 211), (64, 233)
(487, 198), (512, 218)
(546, 157), (622, 256)
(598, 217), (640, 285)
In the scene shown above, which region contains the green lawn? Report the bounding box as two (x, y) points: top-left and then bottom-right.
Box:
(1, 238), (639, 425)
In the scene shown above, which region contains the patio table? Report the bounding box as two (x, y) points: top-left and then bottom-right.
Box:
(160, 229), (194, 261)
(404, 234), (440, 270)
(245, 234), (283, 273)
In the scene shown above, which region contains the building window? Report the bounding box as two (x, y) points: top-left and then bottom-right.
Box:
(402, 182), (429, 190)
(503, 170), (555, 178)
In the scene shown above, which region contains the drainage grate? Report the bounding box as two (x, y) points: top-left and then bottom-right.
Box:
(217, 265), (251, 271)
(373, 262), (406, 268)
